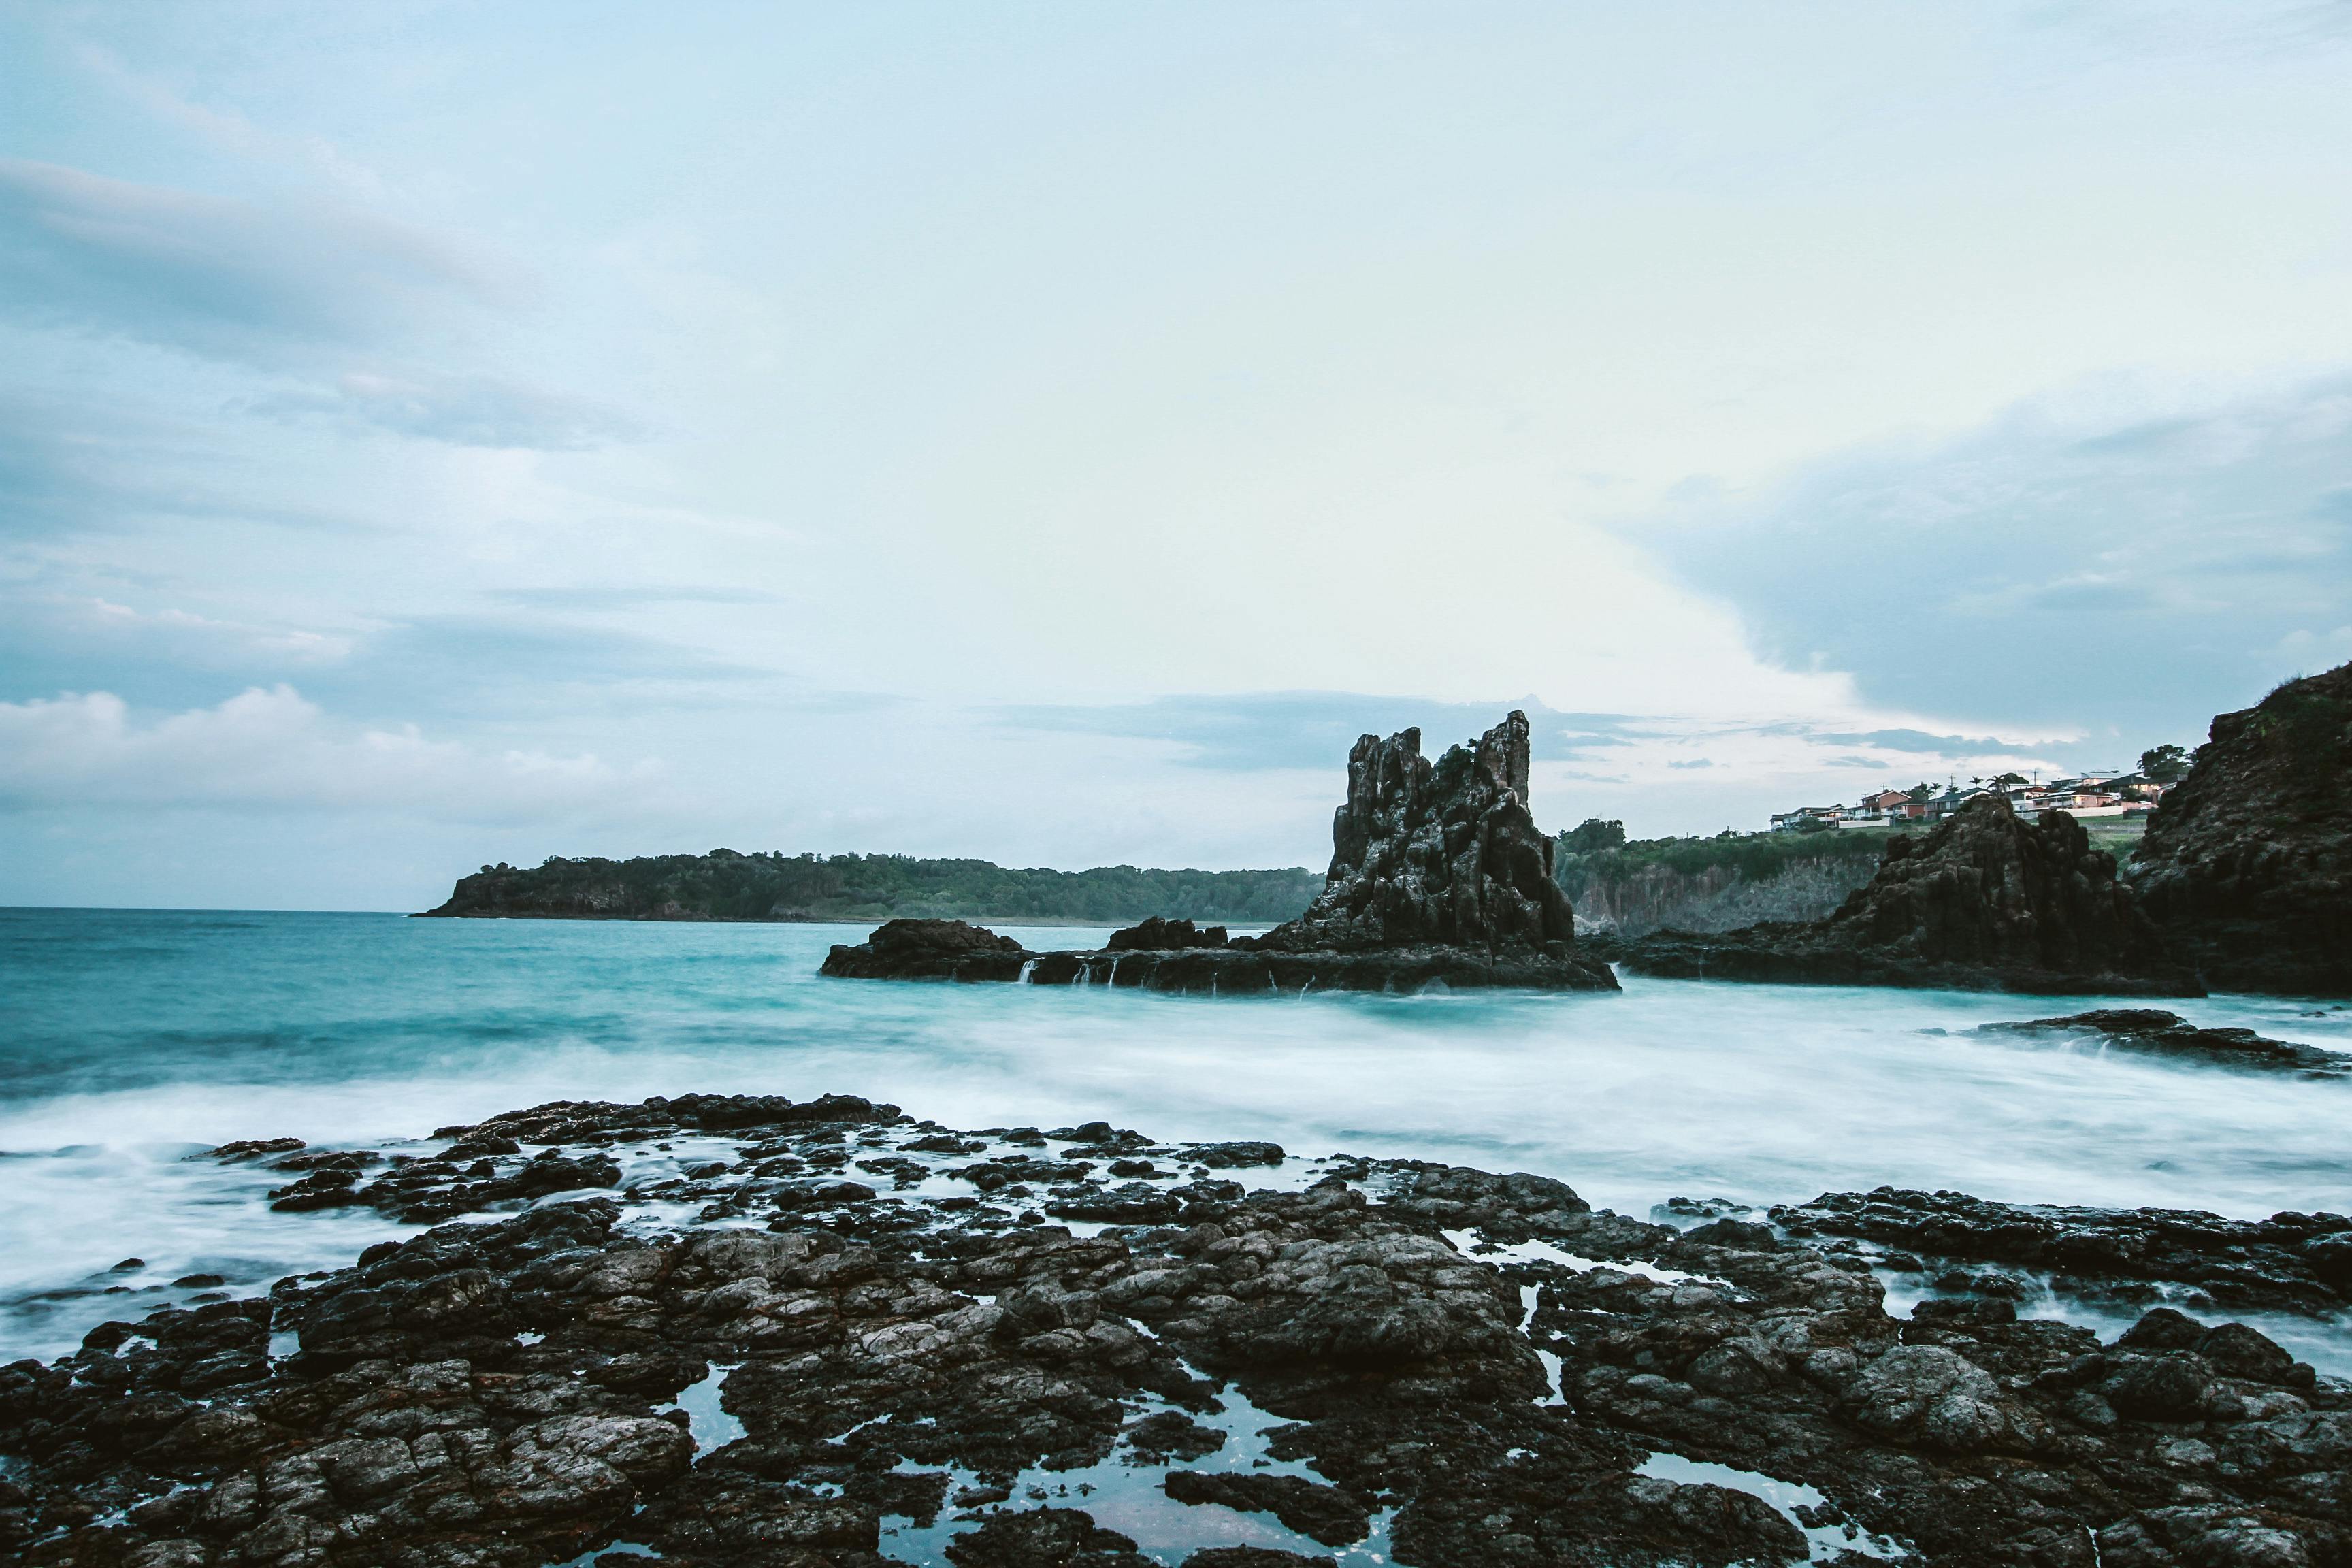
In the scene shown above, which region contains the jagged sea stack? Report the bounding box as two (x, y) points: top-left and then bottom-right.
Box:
(2128, 661), (2352, 996)
(821, 710), (1618, 992)
(1258, 709), (1578, 955)
(1590, 794), (2202, 995)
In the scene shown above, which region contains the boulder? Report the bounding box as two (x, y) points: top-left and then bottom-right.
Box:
(2128, 661), (2352, 996)
(819, 918), (1029, 981)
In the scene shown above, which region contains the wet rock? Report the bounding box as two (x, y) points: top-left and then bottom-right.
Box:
(1107, 917), (1229, 951)
(1186, 1141), (1286, 1169)
(1974, 1009), (2349, 1076)
(1162, 1469), (1370, 1544)
(201, 1137), (305, 1161)
(2128, 659), (2352, 997)
(1590, 795), (2202, 996)
(1180, 1549), (1337, 1568)
(14, 1092), (2352, 1567)
(821, 917), (1030, 981)
(1774, 1186), (2352, 1317)
(946, 1506), (1156, 1567)
(1123, 1409), (1227, 1461)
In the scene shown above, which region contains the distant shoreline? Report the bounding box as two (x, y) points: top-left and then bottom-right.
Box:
(410, 910), (1216, 928)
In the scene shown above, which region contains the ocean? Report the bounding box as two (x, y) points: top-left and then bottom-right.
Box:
(3, 905), (2349, 1371)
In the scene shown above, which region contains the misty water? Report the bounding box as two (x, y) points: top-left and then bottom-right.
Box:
(3, 906), (2349, 1372)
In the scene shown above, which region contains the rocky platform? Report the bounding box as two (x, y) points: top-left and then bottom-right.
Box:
(1585, 796), (2204, 996)
(822, 713), (1618, 995)
(7, 1092), (2352, 1567)
(1957, 1010), (2350, 1079)
(2129, 661), (2352, 998)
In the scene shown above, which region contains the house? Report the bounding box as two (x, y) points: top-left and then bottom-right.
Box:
(1860, 789), (1913, 813)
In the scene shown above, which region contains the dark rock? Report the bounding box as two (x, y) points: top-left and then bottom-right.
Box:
(2129, 659), (2352, 996)
(1162, 1469), (1370, 1545)
(821, 917), (1030, 981)
(1186, 1141), (1286, 1169)
(16, 1091), (2352, 1568)
(1180, 1550), (1336, 1568)
(1776, 1189), (2352, 1316)
(201, 1136), (304, 1161)
(1256, 710), (1577, 956)
(1107, 917), (1228, 951)
(1122, 1409), (1226, 1461)
(1590, 794), (2204, 994)
(1974, 1008), (2348, 1075)
(946, 1507), (1154, 1567)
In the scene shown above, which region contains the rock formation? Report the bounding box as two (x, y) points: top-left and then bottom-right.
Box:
(2128, 660), (2352, 996)
(7, 1088), (2351, 1567)
(1966, 1009), (2349, 1077)
(1258, 710), (1578, 954)
(1587, 795), (2202, 995)
(821, 712), (1618, 993)
(816, 918), (1030, 982)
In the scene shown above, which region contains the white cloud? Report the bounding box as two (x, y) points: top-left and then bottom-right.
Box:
(0, 685), (661, 821)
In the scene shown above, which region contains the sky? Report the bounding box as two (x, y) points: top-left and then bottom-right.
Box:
(2, 1), (2349, 910)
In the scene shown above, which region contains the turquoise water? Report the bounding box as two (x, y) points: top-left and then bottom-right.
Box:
(3, 906), (2349, 1365)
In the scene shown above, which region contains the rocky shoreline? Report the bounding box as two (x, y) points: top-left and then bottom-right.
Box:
(6, 1091), (2352, 1567)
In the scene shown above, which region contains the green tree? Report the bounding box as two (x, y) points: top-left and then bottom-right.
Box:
(2137, 743), (2189, 783)
(1906, 782), (1935, 804)
(1993, 772), (2029, 788)
(1563, 817), (1628, 854)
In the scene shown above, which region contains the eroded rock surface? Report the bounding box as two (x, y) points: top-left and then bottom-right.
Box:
(2129, 661), (2352, 997)
(5, 1093), (2350, 1567)
(1588, 796), (2202, 996)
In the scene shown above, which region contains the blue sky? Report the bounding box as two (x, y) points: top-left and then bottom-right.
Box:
(3, 3), (2349, 909)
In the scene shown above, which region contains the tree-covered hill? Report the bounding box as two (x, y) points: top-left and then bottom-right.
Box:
(419, 849), (1324, 925)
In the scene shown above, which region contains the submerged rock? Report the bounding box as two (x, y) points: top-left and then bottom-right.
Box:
(2129, 660), (2352, 997)
(1971, 1008), (2349, 1077)
(1588, 795), (2202, 995)
(821, 712), (1618, 994)
(10, 1090), (2352, 1567)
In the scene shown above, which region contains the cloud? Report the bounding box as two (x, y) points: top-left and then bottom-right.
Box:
(253, 371), (642, 451)
(993, 692), (1642, 772)
(0, 158), (503, 365)
(0, 685), (659, 819)
(1631, 374), (2352, 738)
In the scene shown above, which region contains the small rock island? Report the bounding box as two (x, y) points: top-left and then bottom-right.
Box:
(822, 711), (1620, 993)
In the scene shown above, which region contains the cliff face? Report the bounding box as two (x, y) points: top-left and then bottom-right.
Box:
(1565, 855), (1880, 935)
(2129, 662), (2352, 996)
(1258, 710), (1577, 955)
(1590, 796), (2201, 996)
